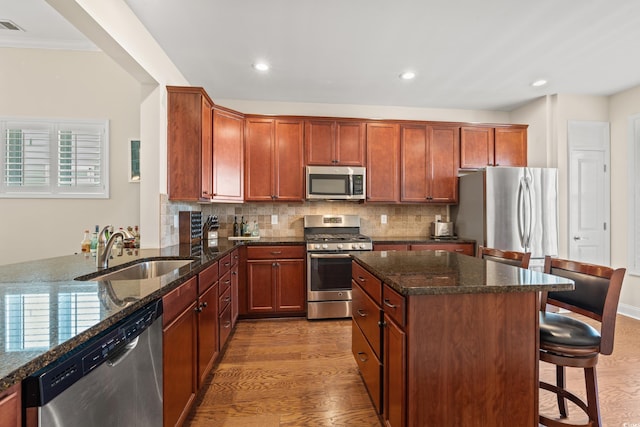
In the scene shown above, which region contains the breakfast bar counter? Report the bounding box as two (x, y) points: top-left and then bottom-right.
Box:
(351, 250), (574, 427)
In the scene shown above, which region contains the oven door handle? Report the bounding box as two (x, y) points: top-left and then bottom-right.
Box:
(309, 253), (353, 259)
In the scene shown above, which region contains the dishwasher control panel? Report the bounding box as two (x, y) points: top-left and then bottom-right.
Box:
(23, 299), (163, 407)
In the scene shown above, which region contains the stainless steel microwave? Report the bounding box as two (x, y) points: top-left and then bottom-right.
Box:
(306, 166), (366, 200)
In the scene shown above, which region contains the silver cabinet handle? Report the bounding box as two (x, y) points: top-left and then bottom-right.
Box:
(357, 351), (368, 362)
(383, 299), (396, 309)
(356, 309), (367, 317)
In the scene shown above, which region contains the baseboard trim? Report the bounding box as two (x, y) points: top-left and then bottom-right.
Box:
(618, 302), (640, 320)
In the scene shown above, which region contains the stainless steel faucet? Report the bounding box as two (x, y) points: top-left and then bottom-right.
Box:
(96, 225), (135, 269)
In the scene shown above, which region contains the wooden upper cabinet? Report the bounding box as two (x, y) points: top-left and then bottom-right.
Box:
(367, 122), (400, 202)
(167, 86), (213, 201)
(401, 124), (459, 203)
(460, 125), (527, 169)
(305, 120), (365, 166)
(212, 106), (244, 202)
(245, 117), (304, 201)
(460, 126), (494, 169)
(494, 126), (527, 167)
(245, 118), (274, 201)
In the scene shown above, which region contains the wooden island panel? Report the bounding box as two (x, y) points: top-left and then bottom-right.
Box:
(405, 291), (538, 426)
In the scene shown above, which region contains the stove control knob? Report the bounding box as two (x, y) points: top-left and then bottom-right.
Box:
(337, 244), (343, 249)
(314, 244), (320, 249)
(356, 243), (363, 249)
(322, 244), (329, 249)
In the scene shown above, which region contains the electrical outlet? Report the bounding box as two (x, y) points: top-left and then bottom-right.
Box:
(381, 214), (387, 224)
(174, 214), (179, 228)
(435, 214), (442, 222)
(271, 214), (278, 225)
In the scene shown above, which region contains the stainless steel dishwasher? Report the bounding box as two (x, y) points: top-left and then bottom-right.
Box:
(23, 299), (163, 426)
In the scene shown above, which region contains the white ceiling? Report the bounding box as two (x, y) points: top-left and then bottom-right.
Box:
(3, 0), (640, 111)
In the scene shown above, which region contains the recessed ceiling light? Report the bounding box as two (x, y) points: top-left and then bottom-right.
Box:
(531, 79), (548, 87)
(253, 62), (269, 72)
(400, 71), (416, 80)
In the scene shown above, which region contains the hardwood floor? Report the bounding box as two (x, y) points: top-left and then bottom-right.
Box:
(185, 318), (382, 427)
(186, 314), (640, 427)
(539, 313), (640, 426)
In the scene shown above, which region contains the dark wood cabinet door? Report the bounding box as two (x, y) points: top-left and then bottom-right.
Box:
(167, 86), (213, 201)
(245, 118), (275, 201)
(460, 126), (494, 169)
(494, 126), (527, 166)
(305, 120), (335, 165)
(384, 314), (406, 427)
(275, 259), (306, 312)
(201, 96), (213, 200)
(274, 119), (304, 201)
(246, 260), (276, 313)
(367, 122), (400, 202)
(197, 283), (219, 388)
(212, 107), (244, 201)
(0, 382), (20, 427)
(400, 124), (428, 202)
(305, 120), (365, 166)
(163, 301), (198, 427)
(336, 121), (365, 166)
(231, 261), (239, 327)
(428, 125), (459, 203)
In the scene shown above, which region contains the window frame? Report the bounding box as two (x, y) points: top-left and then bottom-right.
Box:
(0, 117), (109, 198)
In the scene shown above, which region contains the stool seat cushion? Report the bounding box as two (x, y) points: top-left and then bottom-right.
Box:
(539, 311), (601, 356)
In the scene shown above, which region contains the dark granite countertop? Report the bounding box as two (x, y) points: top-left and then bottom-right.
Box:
(353, 250), (574, 296)
(0, 237), (305, 391)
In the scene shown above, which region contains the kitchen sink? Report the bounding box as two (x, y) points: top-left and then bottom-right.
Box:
(78, 259), (194, 281)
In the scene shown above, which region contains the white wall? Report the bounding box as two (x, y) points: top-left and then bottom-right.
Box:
(609, 85), (640, 318)
(0, 48), (141, 265)
(510, 96), (552, 168)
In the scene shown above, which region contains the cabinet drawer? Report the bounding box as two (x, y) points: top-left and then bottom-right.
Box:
(163, 277), (197, 327)
(219, 253), (232, 275)
(383, 284), (406, 327)
(230, 248), (240, 265)
(352, 319), (382, 413)
(352, 261), (382, 305)
(198, 261), (219, 294)
(352, 283), (382, 359)
(373, 243), (409, 251)
(218, 270), (232, 296)
(247, 245), (305, 260)
(218, 283), (231, 313)
(410, 242), (474, 256)
(219, 304), (232, 348)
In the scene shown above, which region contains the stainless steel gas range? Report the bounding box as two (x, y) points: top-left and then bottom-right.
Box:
(304, 214), (373, 320)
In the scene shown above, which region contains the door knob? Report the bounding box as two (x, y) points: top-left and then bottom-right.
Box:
(573, 236), (582, 241)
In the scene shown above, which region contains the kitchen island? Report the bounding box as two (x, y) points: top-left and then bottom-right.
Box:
(351, 250), (574, 427)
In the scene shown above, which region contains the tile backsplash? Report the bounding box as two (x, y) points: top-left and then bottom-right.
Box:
(161, 194), (449, 246)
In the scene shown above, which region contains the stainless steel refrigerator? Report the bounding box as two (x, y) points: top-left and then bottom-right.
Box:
(452, 167), (559, 270)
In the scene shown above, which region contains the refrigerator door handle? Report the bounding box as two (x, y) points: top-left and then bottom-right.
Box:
(517, 178), (526, 248)
(525, 176), (534, 250)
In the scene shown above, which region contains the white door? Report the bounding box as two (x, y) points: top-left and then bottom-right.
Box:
(568, 121), (610, 265)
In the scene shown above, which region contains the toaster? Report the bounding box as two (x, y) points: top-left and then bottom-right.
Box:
(430, 221), (454, 237)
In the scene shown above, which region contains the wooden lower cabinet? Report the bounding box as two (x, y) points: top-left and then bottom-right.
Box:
(0, 382), (20, 427)
(352, 281), (383, 413)
(163, 277), (198, 427)
(197, 282), (219, 387)
(383, 313), (406, 427)
(380, 284), (538, 426)
(373, 242), (475, 256)
(246, 246), (306, 316)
